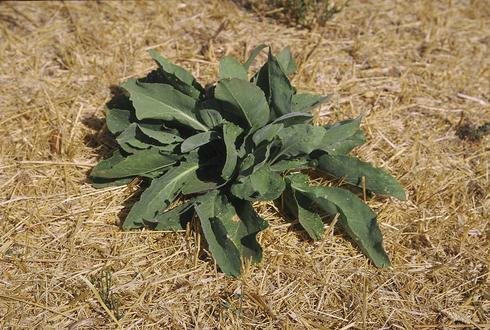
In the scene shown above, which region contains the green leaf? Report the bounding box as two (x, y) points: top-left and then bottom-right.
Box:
(283, 183), (324, 240)
(292, 93), (330, 113)
(252, 123), (283, 146)
(105, 94), (133, 135)
(148, 49), (204, 99)
(243, 44), (267, 70)
(90, 149), (177, 179)
(276, 46), (297, 76)
(122, 160), (200, 229)
(231, 165), (285, 201)
(144, 200), (194, 231)
(219, 56), (248, 80)
(288, 174), (391, 268)
(137, 124), (183, 144)
(232, 198), (268, 262)
(320, 117), (365, 155)
(270, 157), (310, 172)
(315, 154), (406, 200)
(180, 131), (219, 153)
(214, 78), (269, 130)
(194, 191), (242, 276)
(222, 122), (243, 180)
(116, 123), (149, 153)
(256, 49), (294, 119)
(273, 124), (325, 162)
(122, 79), (208, 131)
(115, 124), (180, 154)
(194, 191), (267, 277)
(198, 109), (223, 128)
(91, 176), (134, 189)
(272, 112), (313, 126)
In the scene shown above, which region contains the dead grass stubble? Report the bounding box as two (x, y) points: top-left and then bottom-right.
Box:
(0, 0), (489, 329)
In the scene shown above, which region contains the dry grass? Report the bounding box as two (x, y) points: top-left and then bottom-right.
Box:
(1, 1), (489, 329)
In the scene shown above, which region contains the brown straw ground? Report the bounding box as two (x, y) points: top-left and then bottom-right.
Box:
(0, 1), (489, 329)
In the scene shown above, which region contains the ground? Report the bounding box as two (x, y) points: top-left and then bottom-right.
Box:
(0, 1), (489, 329)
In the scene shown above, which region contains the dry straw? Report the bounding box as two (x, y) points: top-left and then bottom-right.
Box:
(0, 1), (489, 328)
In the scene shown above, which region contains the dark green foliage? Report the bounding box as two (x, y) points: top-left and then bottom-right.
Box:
(91, 46), (405, 276)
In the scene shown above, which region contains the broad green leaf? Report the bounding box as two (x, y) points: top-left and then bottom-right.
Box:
(292, 93), (330, 113)
(276, 46), (297, 76)
(122, 160), (199, 229)
(144, 200), (194, 231)
(194, 191), (242, 277)
(105, 94), (133, 135)
(237, 153), (255, 174)
(122, 79), (208, 131)
(219, 56), (248, 80)
(250, 141), (273, 172)
(270, 157), (310, 172)
(288, 174), (391, 268)
(116, 123), (149, 153)
(256, 49), (294, 119)
(319, 117), (365, 155)
(180, 131), (219, 153)
(90, 148), (177, 179)
(198, 109), (223, 128)
(215, 78), (269, 130)
(137, 125), (183, 144)
(148, 49), (204, 99)
(272, 124), (325, 162)
(315, 154), (406, 200)
(231, 165), (285, 201)
(243, 44), (267, 70)
(194, 191), (267, 277)
(116, 124), (180, 154)
(283, 183), (324, 240)
(252, 123), (283, 146)
(180, 153), (222, 195)
(222, 122), (243, 180)
(232, 198), (268, 262)
(272, 112), (313, 126)
(91, 176), (134, 189)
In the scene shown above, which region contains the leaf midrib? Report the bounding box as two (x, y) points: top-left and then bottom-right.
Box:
(221, 82), (253, 127)
(133, 84), (208, 132)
